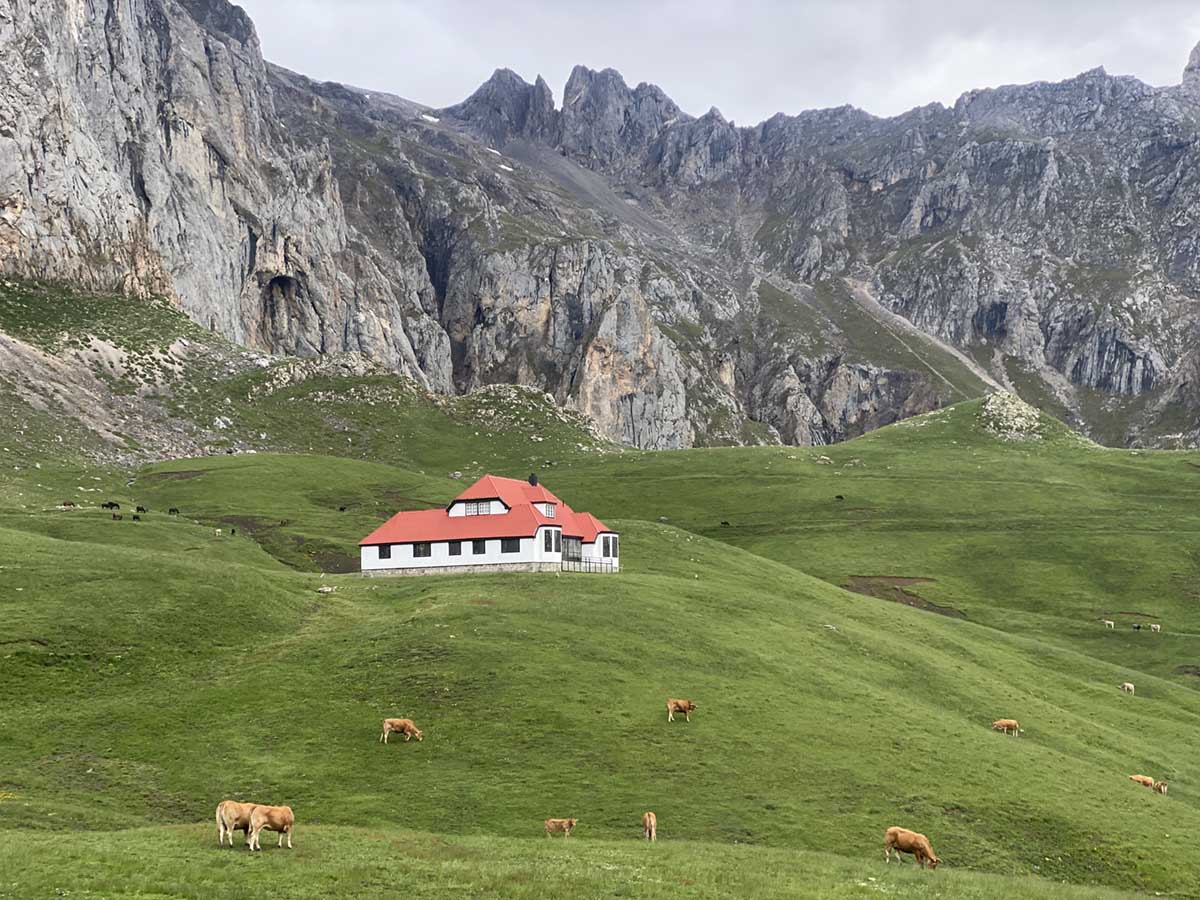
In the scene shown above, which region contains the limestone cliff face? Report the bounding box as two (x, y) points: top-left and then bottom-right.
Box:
(4, 0), (1200, 448)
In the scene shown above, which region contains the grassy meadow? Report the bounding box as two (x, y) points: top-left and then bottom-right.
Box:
(2, 283), (1199, 897)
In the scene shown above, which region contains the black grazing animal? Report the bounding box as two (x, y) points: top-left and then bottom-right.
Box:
(229, 528), (236, 536)
(338, 506), (347, 512)
(720, 521), (731, 527)
(835, 495), (845, 501)
(112, 514), (123, 521)
(1133, 623), (1142, 631)
(101, 501), (120, 510)
(168, 507), (180, 516)
(131, 514), (141, 522)
(136, 506), (148, 514)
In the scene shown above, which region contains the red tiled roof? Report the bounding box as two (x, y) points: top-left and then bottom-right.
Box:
(451, 475), (561, 509)
(359, 475), (613, 546)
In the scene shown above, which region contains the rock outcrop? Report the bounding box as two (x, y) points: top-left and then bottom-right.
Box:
(3, 1), (1200, 448)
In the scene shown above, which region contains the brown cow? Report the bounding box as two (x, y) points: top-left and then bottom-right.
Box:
(1129, 774), (1155, 788)
(991, 718), (1021, 736)
(884, 826), (940, 869)
(544, 817), (577, 838)
(215, 800), (257, 847)
(666, 698), (696, 722)
(642, 811), (657, 842)
(247, 804), (294, 851)
(380, 718), (423, 743)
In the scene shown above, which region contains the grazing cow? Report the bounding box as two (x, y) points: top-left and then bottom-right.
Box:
(642, 811), (657, 842)
(544, 818), (577, 838)
(230, 528), (236, 536)
(168, 507), (180, 516)
(380, 718), (423, 743)
(215, 800), (258, 847)
(214, 528), (222, 537)
(720, 520), (731, 527)
(101, 501), (120, 511)
(884, 826), (940, 869)
(1103, 620), (1115, 629)
(835, 495), (845, 501)
(1120, 682), (1135, 695)
(338, 506), (347, 512)
(991, 718), (1021, 736)
(61, 501), (76, 509)
(1133, 623), (1142, 632)
(136, 506), (147, 514)
(131, 514), (141, 522)
(112, 514), (122, 521)
(1129, 774), (1155, 788)
(1153, 781), (1168, 794)
(248, 804), (294, 851)
(666, 698), (697, 722)
(1150, 624), (1161, 633)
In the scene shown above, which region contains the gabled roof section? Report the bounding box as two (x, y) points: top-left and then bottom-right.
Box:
(360, 506), (548, 545)
(452, 474), (562, 508)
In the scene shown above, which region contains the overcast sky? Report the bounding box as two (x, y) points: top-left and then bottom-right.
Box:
(236, 0), (1200, 123)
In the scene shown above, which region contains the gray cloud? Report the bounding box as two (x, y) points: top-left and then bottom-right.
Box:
(235, 0), (1200, 122)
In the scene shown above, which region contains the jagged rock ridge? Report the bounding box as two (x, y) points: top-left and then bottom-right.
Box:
(3, 0), (1200, 447)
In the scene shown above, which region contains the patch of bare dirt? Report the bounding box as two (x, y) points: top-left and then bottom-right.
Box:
(843, 575), (966, 619)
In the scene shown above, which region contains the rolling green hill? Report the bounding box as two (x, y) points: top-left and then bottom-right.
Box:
(2, 286), (1199, 897)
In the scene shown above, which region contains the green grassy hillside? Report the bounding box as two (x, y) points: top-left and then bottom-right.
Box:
(3, 284), (1199, 896)
(3, 404), (1200, 897)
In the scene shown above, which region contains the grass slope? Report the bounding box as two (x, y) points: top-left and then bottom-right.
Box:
(3, 418), (1200, 895)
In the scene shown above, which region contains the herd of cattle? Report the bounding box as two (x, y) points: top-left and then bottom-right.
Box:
(61, 501), (181, 522)
(211, 699), (943, 869)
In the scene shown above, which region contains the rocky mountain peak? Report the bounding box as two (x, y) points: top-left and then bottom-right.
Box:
(1185, 40), (1200, 95)
(440, 68), (558, 145)
(177, 0), (258, 46)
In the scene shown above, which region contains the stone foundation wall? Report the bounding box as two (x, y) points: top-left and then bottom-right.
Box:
(362, 561), (563, 577)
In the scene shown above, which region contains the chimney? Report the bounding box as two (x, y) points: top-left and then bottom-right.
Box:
(529, 473), (538, 486)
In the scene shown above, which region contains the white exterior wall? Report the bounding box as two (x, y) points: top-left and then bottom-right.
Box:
(533, 526), (563, 564)
(447, 499), (506, 517)
(361, 536), (535, 572)
(581, 533), (621, 571)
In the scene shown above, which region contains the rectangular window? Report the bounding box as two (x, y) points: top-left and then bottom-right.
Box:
(378, 544), (392, 560)
(472, 539), (486, 555)
(464, 500), (493, 516)
(544, 530), (553, 552)
(501, 538), (521, 554)
(544, 504), (556, 518)
(413, 542), (431, 558)
(612, 535), (619, 558)
(563, 536), (582, 562)
(554, 530), (561, 552)
(448, 540), (462, 556)
(603, 536), (611, 557)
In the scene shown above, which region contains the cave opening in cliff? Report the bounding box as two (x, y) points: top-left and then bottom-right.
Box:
(260, 275), (303, 344)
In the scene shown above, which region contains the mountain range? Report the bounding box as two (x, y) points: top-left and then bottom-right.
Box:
(4, 0), (1200, 448)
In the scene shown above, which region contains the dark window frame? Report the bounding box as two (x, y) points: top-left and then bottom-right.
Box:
(472, 539), (487, 555)
(554, 530), (561, 553)
(413, 541), (432, 558)
(501, 537), (521, 554)
(448, 540), (462, 556)
(602, 536), (611, 557)
(544, 530), (553, 552)
(612, 535), (619, 558)
(378, 544), (392, 560)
